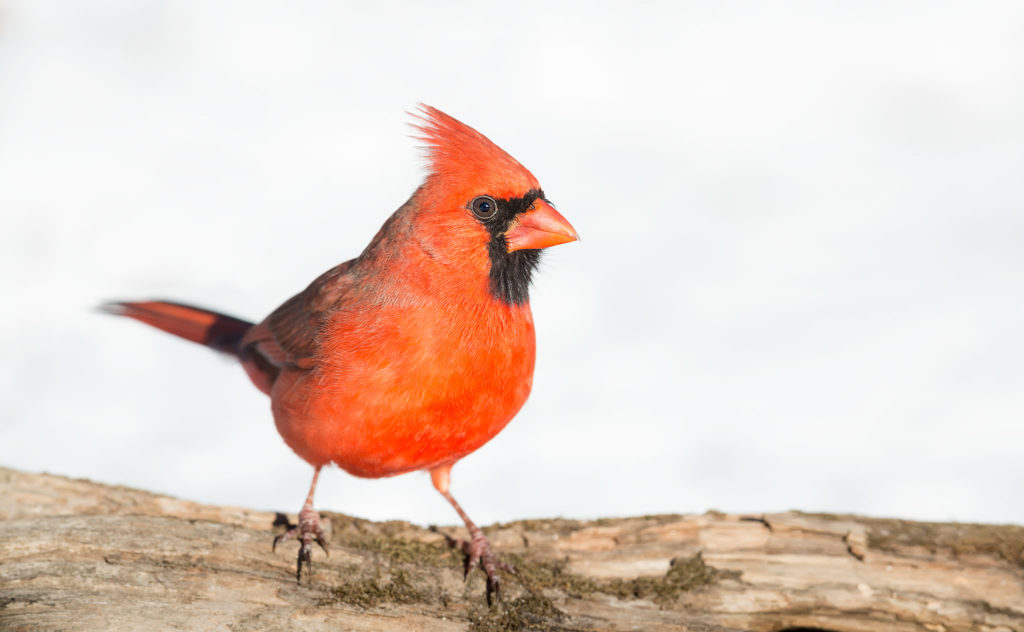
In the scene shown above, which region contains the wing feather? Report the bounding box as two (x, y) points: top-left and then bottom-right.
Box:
(241, 260), (359, 371)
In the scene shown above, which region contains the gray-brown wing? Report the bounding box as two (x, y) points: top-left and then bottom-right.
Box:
(240, 260), (359, 371)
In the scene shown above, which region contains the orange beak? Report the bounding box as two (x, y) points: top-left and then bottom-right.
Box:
(505, 199), (579, 252)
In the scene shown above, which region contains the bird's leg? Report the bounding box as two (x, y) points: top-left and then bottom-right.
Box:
(273, 466), (328, 583)
(430, 465), (513, 605)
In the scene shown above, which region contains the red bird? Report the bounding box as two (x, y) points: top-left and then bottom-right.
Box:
(105, 106), (577, 602)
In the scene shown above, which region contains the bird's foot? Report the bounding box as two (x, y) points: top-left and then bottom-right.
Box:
(273, 505), (328, 583)
(433, 526), (514, 605)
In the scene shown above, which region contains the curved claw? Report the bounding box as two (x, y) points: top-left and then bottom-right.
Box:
(297, 543), (313, 583)
(432, 526), (508, 606)
(272, 509), (328, 584)
(486, 575), (501, 607)
(463, 550), (478, 579)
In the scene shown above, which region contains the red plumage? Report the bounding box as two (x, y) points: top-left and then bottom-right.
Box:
(107, 106), (577, 601)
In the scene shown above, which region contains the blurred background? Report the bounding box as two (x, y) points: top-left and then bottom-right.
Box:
(1, 1), (1022, 526)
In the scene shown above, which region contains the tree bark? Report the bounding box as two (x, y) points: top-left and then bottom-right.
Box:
(1, 466), (1021, 631)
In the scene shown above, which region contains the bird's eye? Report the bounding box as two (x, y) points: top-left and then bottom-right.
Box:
(470, 195), (498, 220)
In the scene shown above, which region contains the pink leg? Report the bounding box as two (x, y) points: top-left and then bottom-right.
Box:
(431, 465), (513, 605)
(273, 466), (328, 583)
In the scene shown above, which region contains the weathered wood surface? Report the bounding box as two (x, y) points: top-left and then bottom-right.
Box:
(1, 466), (1022, 631)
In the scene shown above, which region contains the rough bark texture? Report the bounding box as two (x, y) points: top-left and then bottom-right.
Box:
(2, 466), (1022, 632)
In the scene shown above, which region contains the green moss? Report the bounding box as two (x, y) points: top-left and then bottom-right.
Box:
(499, 514), (686, 534)
(315, 512), (725, 619)
(505, 555), (601, 598)
(794, 512), (1024, 569)
(468, 594), (565, 632)
(602, 553), (717, 605)
(320, 569), (431, 608)
(343, 535), (452, 566)
(465, 551), (719, 630)
(865, 519), (1024, 568)
(315, 511), (455, 567)
(508, 552), (718, 606)
(493, 518), (586, 537)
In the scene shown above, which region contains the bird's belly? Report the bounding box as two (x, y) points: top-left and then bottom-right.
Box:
(270, 307), (536, 477)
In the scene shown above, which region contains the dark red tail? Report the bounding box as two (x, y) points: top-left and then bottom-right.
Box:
(101, 300), (253, 356)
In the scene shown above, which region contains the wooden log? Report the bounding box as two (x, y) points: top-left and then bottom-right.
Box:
(1, 466), (1021, 631)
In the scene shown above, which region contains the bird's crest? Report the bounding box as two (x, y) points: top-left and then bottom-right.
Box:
(411, 105), (540, 200)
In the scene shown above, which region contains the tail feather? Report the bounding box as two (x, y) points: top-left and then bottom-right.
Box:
(101, 300), (253, 356)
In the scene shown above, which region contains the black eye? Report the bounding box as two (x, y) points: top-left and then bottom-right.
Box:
(470, 195), (497, 220)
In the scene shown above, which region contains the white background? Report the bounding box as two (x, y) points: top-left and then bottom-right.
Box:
(2, 1), (1022, 526)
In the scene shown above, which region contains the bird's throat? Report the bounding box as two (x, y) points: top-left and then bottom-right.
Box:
(486, 241), (540, 306)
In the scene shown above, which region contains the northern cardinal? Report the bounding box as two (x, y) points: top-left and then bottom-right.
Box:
(104, 106), (577, 603)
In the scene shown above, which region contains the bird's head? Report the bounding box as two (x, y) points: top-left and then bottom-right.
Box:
(411, 105), (578, 305)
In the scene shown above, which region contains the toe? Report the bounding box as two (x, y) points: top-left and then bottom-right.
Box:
(485, 575), (501, 606)
(272, 527), (296, 552)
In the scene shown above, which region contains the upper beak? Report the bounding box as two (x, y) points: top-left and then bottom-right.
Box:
(505, 199), (579, 252)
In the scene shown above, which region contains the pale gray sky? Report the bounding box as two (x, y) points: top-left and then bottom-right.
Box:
(1, 1), (1022, 526)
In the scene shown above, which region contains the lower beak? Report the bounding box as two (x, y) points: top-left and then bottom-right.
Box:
(505, 199), (579, 252)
